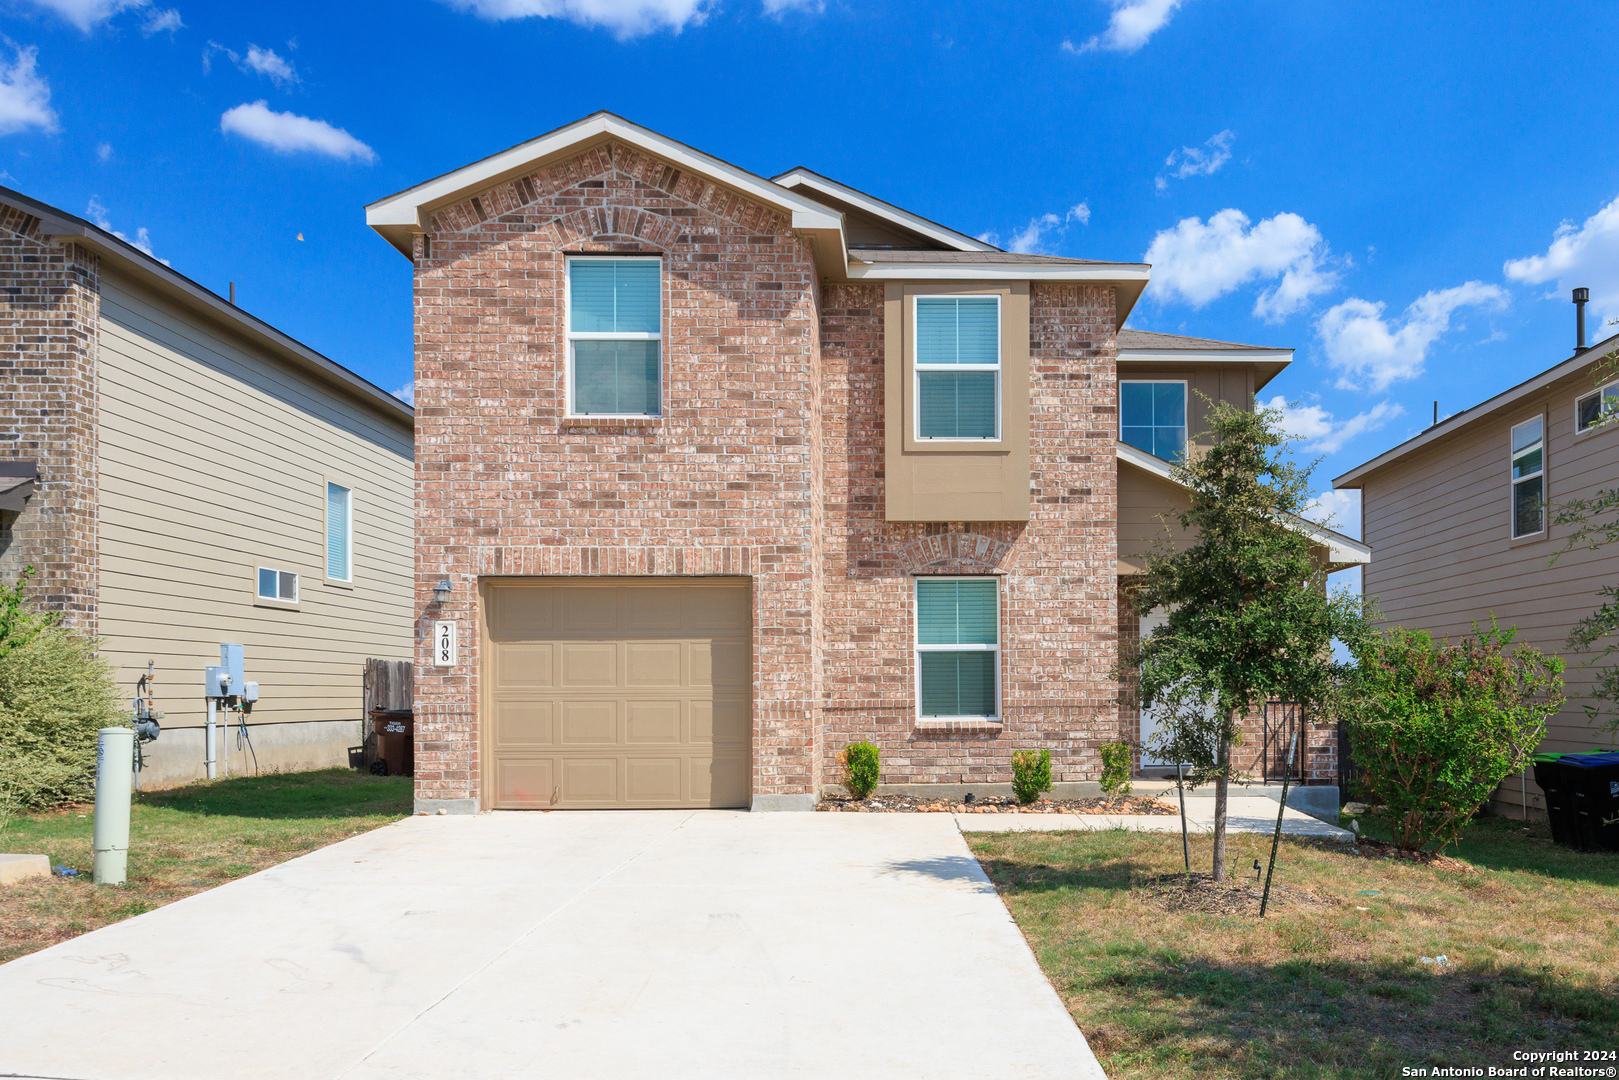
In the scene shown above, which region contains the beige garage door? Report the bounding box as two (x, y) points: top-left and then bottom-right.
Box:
(482, 578), (751, 809)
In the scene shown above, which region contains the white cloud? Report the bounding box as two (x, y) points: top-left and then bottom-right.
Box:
(437, 0), (710, 38)
(1260, 395), (1403, 456)
(1143, 208), (1338, 321)
(392, 381), (415, 406)
(762, 0), (821, 12)
(220, 101), (376, 163)
(86, 195), (167, 263)
(20, 0), (170, 31)
(983, 202), (1090, 255)
(0, 42), (58, 136)
(1302, 488), (1361, 540)
(1504, 193), (1619, 330)
(96, 140), (112, 160)
(241, 44), (297, 86)
(1064, 0), (1183, 54)
(140, 7), (181, 33)
(1317, 282), (1509, 392)
(1156, 129), (1232, 191)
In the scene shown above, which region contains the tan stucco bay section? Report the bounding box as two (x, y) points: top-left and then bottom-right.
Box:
(883, 281), (1031, 522)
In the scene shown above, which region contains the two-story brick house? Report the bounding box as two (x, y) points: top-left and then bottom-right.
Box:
(368, 113), (1366, 814)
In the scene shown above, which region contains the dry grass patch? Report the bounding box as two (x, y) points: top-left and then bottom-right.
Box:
(0, 769), (412, 964)
(968, 817), (1619, 1079)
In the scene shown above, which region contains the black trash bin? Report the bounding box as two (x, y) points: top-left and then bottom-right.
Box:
(1532, 754), (1579, 848)
(1563, 753), (1619, 853)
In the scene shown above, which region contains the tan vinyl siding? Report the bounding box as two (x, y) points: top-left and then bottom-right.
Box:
(1359, 361), (1619, 808)
(94, 272), (413, 733)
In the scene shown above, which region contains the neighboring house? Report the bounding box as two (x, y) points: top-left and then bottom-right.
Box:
(0, 186), (414, 787)
(365, 112), (1365, 814)
(1334, 308), (1619, 817)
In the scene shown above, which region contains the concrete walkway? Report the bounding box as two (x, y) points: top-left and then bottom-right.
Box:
(956, 795), (1352, 838)
(0, 812), (1103, 1080)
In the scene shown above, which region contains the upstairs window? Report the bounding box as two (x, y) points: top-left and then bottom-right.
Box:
(1577, 380), (1619, 433)
(1120, 380), (1188, 462)
(915, 578), (999, 719)
(326, 482), (352, 581)
(567, 257), (661, 416)
(1511, 416), (1544, 539)
(257, 567), (299, 604)
(916, 296), (1000, 440)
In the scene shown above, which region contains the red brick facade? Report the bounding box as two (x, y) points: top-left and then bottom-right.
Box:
(410, 141), (1130, 806)
(0, 206), (100, 631)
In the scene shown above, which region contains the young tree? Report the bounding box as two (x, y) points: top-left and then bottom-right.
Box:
(1132, 397), (1369, 881)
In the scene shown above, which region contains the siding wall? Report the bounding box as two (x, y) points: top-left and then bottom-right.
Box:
(1359, 359), (1619, 811)
(94, 271), (413, 779)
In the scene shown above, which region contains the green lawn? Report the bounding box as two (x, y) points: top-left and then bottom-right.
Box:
(967, 816), (1619, 1080)
(1, 769), (412, 964)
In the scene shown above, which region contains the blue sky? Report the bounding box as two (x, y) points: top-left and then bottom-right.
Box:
(5, 0), (1619, 543)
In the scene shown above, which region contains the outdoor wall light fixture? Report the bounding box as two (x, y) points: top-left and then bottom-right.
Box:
(432, 579), (453, 604)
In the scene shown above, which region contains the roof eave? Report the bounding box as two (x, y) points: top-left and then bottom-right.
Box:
(1119, 346), (1293, 391)
(1117, 443), (1370, 569)
(846, 261), (1150, 329)
(771, 167), (998, 254)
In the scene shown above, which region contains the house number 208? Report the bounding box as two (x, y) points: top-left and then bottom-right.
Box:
(433, 621), (457, 667)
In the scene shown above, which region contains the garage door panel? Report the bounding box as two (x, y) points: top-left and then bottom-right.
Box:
(495, 759), (555, 808)
(561, 758), (620, 803)
(625, 757), (683, 802)
(560, 642), (617, 686)
(624, 642), (682, 687)
(492, 701), (556, 747)
(486, 579), (751, 810)
(625, 700), (682, 744)
(491, 642), (554, 690)
(560, 701), (618, 745)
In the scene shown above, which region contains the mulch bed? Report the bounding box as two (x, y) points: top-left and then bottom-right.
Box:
(1340, 835), (1480, 874)
(817, 793), (1180, 815)
(1136, 871), (1335, 914)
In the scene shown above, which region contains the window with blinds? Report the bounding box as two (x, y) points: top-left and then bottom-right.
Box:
(1120, 380), (1188, 462)
(915, 578), (999, 719)
(915, 296), (999, 440)
(326, 482), (352, 581)
(567, 257), (662, 416)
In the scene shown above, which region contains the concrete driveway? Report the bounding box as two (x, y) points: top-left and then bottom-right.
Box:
(0, 812), (1103, 1080)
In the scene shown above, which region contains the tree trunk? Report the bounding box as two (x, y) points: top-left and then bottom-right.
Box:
(1212, 718), (1231, 882)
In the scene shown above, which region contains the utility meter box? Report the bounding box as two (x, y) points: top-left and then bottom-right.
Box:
(204, 666), (231, 698)
(219, 644), (245, 692)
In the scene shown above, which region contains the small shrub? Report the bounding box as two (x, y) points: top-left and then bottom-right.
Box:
(842, 740), (879, 799)
(1347, 620), (1563, 851)
(1011, 748), (1053, 804)
(1099, 740), (1133, 796)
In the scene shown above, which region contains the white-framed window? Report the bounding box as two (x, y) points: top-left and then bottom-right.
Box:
(566, 256), (662, 417)
(1576, 380), (1619, 434)
(1511, 416), (1544, 539)
(326, 482), (352, 581)
(1120, 380), (1189, 463)
(257, 567), (299, 604)
(915, 295), (1000, 440)
(915, 577), (1000, 720)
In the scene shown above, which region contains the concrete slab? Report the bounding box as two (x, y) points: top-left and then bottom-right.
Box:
(0, 853), (50, 885)
(0, 812), (1102, 1080)
(957, 796), (1352, 840)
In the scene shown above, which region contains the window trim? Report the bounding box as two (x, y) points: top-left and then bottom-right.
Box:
(1510, 413), (1546, 541)
(913, 575), (1001, 722)
(324, 477), (354, 586)
(1575, 380), (1619, 436)
(254, 565), (300, 609)
(912, 293), (1002, 443)
(564, 254), (664, 419)
(1118, 377), (1190, 463)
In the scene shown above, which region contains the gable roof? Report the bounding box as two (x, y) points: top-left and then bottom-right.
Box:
(1332, 330), (1619, 489)
(770, 167), (997, 253)
(1118, 441), (1370, 569)
(0, 185), (412, 428)
(365, 112), (1153, 319)
(1117, 328), (1293, 391)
